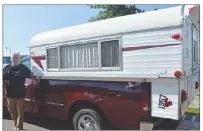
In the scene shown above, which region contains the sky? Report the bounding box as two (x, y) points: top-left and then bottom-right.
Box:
(3, 4), (179, 56)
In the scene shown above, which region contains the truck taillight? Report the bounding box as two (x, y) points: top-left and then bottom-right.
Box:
(141, 100), (149, 111)
(181, 90), (187, 103)
(195, 82), (199, 89)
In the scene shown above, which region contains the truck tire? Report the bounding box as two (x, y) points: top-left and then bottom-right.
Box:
(73, 109), (103, 130)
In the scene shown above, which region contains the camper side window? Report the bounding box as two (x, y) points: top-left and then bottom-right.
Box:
(47, 47), (58, 69)
(101, 40), (120, 67)
(192, 40), (198, 64)
(192, 25), (198, 68)
(46, 39), (121, 70)
(60, 42), (99, 69)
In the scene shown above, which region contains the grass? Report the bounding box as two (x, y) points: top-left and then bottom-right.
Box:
(198, 88), (200, 95)
(186, 107), (200, 115)
(185, 87), (200, 115)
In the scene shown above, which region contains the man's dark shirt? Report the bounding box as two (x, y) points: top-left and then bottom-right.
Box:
(3, 64), (31, 98)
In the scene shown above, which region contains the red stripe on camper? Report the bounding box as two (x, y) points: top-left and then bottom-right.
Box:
(31, 56), (46, 70)
(122, 44), (180, 52)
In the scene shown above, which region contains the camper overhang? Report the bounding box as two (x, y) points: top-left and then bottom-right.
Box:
(30, 6), (184, 47)
(188, 5), (200, 29)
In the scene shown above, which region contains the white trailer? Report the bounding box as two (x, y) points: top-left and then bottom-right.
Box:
(29, 5), (200, 121)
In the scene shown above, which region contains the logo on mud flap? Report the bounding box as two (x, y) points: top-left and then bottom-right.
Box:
(158, 94), (173, 109)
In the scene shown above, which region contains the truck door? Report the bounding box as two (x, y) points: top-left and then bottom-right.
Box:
(35, 80), (66, 118)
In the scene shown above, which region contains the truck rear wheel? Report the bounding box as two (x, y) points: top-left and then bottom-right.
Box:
(73, 109), (103, 130)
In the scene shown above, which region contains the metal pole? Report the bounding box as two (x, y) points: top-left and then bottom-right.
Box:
(5, 47), (12, 56)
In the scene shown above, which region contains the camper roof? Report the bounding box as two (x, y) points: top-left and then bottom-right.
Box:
(29, 5), (194, 47)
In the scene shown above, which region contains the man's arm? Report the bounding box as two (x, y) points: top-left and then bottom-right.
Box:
(22, 65), (31, 79)
(22, 64), (38, 85)
(3, 65), (9, 80)
(23, 65), (36, 81)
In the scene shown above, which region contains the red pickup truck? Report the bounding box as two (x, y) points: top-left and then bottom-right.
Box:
(3, 56), (152, 130)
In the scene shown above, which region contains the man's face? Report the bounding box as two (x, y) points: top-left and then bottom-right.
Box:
(11, 54), (20, 66)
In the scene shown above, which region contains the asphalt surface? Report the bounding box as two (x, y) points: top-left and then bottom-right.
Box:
(3, 113), (72, 131)
(3, 113), (180, 130)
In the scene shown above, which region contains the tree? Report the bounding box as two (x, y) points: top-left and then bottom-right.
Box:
(88, 5), (145, 22)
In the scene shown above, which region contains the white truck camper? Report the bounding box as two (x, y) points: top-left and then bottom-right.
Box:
(29, 5), (200, 121)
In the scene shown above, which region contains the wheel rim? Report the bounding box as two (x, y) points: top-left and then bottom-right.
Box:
(77, 115), (98, 130)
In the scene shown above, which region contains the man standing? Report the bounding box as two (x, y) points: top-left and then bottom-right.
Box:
(3, 52), (34, 130)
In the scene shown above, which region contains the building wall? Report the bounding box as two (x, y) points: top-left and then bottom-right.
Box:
(3, 55), (28, 64)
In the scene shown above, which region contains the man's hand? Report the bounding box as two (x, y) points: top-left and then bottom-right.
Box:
(31, 76), (38, 85)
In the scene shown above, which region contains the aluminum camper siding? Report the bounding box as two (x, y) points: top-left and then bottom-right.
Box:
(122, 26), (182, 77)
(30, 25), (182, 81)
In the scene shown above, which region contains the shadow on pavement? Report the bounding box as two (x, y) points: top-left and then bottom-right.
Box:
(153, 119), (180, 130)
(3, 113), (72, 130)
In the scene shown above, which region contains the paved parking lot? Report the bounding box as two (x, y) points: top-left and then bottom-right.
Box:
(3, 113), (181, 130)
(3, 113), (72, 131)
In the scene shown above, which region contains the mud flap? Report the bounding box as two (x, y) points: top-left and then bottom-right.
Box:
(151, 79), (179, 120)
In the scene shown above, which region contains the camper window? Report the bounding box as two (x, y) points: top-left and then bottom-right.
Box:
(46, 39), (121, 71)
(60, 42), (99, 68)
(192, 24), (198, 68)
(101, 40), (120, 67)
(47, 47), (58, 69)
(192, 40), (198, 64)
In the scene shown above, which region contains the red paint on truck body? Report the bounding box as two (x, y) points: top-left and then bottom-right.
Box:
(3, 56), (151, 130)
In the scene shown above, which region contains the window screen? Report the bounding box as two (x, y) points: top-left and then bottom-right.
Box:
(101, 40), (120, 67)
(60, 42), (98, 68)
(47, 48), (58, 69)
